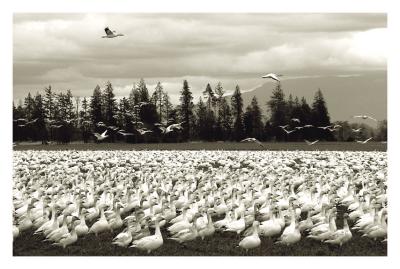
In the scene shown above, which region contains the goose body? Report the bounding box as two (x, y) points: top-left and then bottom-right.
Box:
(239, 221), (261, 251)
(131, 219), (163, 253)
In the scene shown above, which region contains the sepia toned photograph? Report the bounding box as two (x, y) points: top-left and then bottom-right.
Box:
(12, 13), (387, 256)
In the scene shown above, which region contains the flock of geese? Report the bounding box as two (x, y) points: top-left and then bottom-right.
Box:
(240, 114), (380, 147)
(13, 150), (387, 254)
(93, 122), (184, 142)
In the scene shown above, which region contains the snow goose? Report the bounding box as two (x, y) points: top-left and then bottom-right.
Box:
(197, 209), (215, 240)
(239, 221), (261, 252)
(324, 213), (352, 246)
(102, 27), (124, 38)
(53, 220), (79, 248)
(131, 217), (163, 253)
(88, 205), (110, 236)
(262, 73), (282, 82)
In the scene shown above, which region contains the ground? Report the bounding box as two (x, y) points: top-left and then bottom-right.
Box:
(13, 141), (387, 152)
(13, 226), (387, 256)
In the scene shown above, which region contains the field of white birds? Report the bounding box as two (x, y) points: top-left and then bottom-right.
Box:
(13, 150), (387, 256)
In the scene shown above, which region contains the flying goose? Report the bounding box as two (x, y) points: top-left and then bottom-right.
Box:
(262, 73), (282, 82)
(102, 27), (124, 38)
(353, 115), (377, 122)
(356, 137), (373, 144)
(94, 130), (108, 141)
(305, 140), (319, 146)
(240, 138), (264, 148)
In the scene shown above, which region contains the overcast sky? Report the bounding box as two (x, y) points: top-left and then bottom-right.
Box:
(13, 13), (387, 116)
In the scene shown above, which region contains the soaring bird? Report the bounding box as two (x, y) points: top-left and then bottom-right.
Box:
(94, 130), (108, 141)
(318, 125), (332, 130)
(305, 139), (319, 146)
(262, 73), (282, 82)
(118, 131), (134, 137)
(137, 129), (153, 136)
(356, 137), (373, 144)
(283, 128), (296, 134)
(166, 122), (184, 133)
(240, 138), (264, 148)
(291, 118), (300, 123)
(352, 128), (362, 133)
(353, 115), (377, 122)
(102, 27), (124, 38)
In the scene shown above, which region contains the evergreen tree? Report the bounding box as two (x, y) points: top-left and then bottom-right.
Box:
(219, 98), (232, 140)
(311, 89), (332, 140)
(231, 85), (244, 141)
(154, 82), (164, 122)
(44, 85), (55, 120)
(267, 84), (287, 141)
(24, 92), (34, 120)
(90, 85), (103, 125)
(250, 96), (263, 139)
(195, 97), (208, 140)
(243, 105), (253, 137)
(65, 89), (75, 121)
(214, 82), (225, 140)
(163, 92), (173, 125)
(179, 80), (194, 140)
(80, 97), (91, 143)
(103, 81), (118, 126)
(203, 83), (215, 111)
(137, 78), (149, 103)
(129, 83), (141, 110)
(32, 93), (47, 143)
(203, 83), (216, 140)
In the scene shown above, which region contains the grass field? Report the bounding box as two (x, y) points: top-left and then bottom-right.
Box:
(13, 216), (387, 256)
(13, 141), (387, 152)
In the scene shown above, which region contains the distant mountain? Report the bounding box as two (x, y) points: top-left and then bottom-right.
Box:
(232, 70), (386, 122)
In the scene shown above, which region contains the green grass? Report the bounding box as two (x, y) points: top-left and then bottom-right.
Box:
(13, 141), (387, 152)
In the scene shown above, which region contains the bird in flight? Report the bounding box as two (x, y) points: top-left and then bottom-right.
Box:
(282, 128), (296, 134)
(317, 125), (332, 130)
(261, 73), (282, 82)
(102, 27), (124, 38)
(352, 128), (362, 133)
(279, 125), (289, 129)
(356, 137), (373, 144)
(118, 131), (134, 137)
(291, 118), (301, 123)
(240, 138), (264, 148)
(137, 129), (153, 135)
(166, 122), (184, 134)
(305, 139), (319, 145)
(353, 115), (377, 122)
(94, 130), (108, 141)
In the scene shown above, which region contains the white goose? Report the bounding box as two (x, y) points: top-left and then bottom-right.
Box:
(324, 213), (352, 246)
(101, 27), (124, 38)
(239, 221), (261, 252)
(262, 73), (282, 82)
(88, 205), (110, 236)
(130, 217), (163, 253)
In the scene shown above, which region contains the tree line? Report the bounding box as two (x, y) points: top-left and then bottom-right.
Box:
(13, 79), (387, 143)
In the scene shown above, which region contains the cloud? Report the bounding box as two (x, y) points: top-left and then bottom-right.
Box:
(13, 13), (387, 102)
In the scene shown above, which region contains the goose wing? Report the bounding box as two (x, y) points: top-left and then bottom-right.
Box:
(104, 27), (113, 36)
